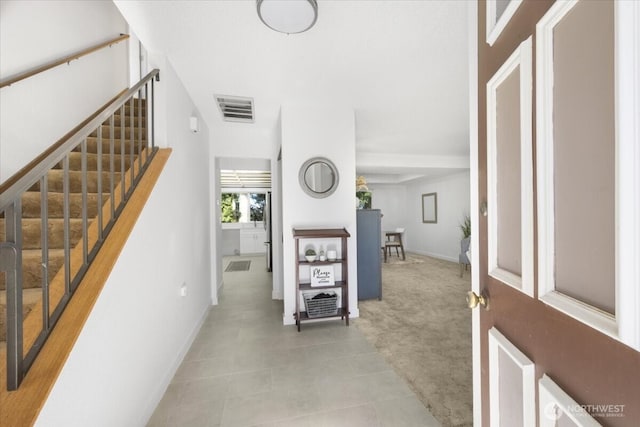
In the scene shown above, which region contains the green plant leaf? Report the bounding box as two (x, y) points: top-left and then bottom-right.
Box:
(459, 215), (471, 239)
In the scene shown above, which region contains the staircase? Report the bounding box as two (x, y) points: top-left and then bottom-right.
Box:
(0, 101), (146, 354)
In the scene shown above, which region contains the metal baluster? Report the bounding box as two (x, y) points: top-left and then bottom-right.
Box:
(81, 138), (88, 266)
(2, 201), (24, 390)
(151, 78), (155, 150)
(40, 176), (50, 333)
(120, 104), (126, 205)
(96, 125), (103, 241)
(143, 82), (149, 163)
(109, 114), (115, 221)
(129, 97), (135, 196)
(63, 156), (71, 295)
(137, 91), (142, 172)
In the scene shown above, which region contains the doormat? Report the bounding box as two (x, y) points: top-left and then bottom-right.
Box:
(225, 260), (251, 272)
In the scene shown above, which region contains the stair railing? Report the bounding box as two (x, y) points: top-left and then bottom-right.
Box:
(0, 68), (159, 390)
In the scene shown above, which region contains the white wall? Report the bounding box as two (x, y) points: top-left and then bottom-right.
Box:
(35, 60), (212, 426)
(219, 157), (270, 171)
(281, 104), (358, 325)
(0, 0), (129, 182)
(271, 114), (284, 300)
(212, 156), (223, 299)
(404, 171), (471, 262)
(211, 126), (275, 160)
(221, 229), (240, 256)
(369, 184), (409, 235)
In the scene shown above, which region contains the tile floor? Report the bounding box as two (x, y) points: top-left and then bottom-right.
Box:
(147, 255), (440, 427)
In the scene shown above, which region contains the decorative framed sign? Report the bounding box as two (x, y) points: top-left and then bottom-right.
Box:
(311, 265), (334, 287)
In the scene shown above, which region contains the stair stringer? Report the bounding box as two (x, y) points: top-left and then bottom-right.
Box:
(0, 149), (171, 426)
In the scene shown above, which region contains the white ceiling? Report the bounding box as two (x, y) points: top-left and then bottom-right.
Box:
(114, 0), (470, 183)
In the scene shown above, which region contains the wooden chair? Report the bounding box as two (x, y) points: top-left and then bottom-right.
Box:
(384, 228), (406, 261)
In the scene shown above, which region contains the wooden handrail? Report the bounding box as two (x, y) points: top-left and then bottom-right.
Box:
(0, 34), (129, 89)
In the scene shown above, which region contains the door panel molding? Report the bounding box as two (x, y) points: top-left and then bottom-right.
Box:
(539, 375), (600, 427)
(486, 0), (524, 46)
(538, 291), (616, 338)
(488, 327), (535, 427)
(536, 0), (640, 350)
(486, 36), (534, 297)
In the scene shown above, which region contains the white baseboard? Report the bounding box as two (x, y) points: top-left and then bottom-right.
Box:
(141, 302), (210, 425)
(217, 280), (224, 300)
(410, 249), (458, 263)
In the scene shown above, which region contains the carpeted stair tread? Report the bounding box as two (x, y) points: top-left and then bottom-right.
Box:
(0, 218), (84, 250)
(0, 249), (65, 291)
(0, 288), (43, 343)
(29, 170), (122, 193)
(105, 114), (144, 127)
(21, 191), (108, 219)
(78, 137), (146, 155)
(90, 125), (146, 140)
(121, 103), (146, 115)
(54, 152), (133, 172)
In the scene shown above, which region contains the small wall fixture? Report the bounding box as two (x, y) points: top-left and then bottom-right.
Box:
(189, 116), (199, 133)
(257, 0), (318, 34)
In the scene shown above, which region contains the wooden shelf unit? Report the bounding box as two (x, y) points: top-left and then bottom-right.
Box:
(293, 228), (350, 331)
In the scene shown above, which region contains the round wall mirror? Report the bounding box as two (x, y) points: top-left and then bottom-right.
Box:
(298, 157), (339, 198)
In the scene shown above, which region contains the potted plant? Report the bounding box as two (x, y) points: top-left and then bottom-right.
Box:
(305, 248), (317, 262)
(459, 215), (471, 239)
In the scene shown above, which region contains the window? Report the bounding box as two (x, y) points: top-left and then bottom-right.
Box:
(221, 192), (266, 223)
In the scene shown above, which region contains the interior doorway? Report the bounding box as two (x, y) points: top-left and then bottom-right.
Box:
(215, 157), (274, 299)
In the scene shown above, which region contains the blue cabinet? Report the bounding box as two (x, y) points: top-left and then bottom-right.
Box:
(356, 209), (382, 300)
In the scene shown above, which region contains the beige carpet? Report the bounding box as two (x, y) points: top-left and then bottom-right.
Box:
(356, 252), (473, 427)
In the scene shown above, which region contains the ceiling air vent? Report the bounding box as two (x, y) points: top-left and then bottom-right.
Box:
(215, 95), (254, 123)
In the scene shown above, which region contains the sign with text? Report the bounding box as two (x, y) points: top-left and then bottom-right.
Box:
(311, 265), (335, 287)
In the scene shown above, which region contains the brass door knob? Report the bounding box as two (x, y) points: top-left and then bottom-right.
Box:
(480, 201), (488, 217)
(467, 291), (489, 310)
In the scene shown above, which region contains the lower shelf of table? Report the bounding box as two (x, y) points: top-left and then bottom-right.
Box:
(294, 308), (349, 330)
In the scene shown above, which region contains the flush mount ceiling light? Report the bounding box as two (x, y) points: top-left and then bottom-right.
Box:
(257, 0), (318, 34)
